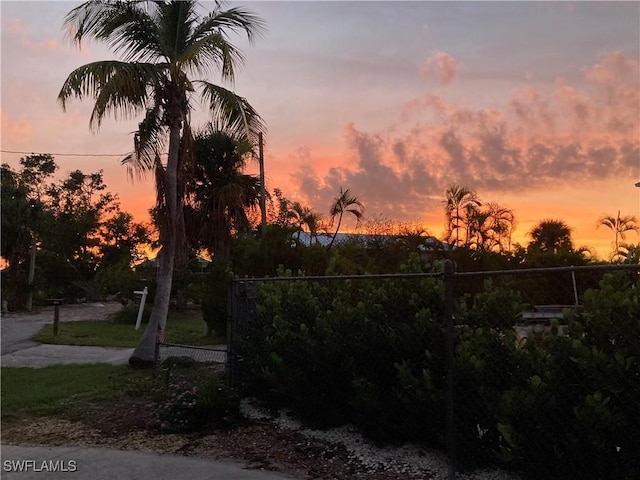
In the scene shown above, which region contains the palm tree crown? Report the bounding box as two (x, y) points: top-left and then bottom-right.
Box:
(184, 127), (261, 260)
(528, 219), (574, 254)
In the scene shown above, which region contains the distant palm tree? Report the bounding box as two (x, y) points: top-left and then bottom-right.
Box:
(528, 219), (574, 253)
(443, 185), (481, 246)
(328, 188), (364, 250)
(617, 242), (640, 264)
(58, 0), (266, 365)
(484, 202), (516, 252)
(289, 203), (325, 245)
(597, 211), (639, 261)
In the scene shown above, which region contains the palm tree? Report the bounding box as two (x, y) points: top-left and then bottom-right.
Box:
(597, 211), (639, 261)
(327, 187), (364, 250)
(484, 202), (516, 252)
(528, 219), (574, 253)
(443, 185), (481, 247)
(467, 208), (492, 251)
(58, 1), (266, 365)
(183, 128), (261, 260)
(288, 202), (324, 245)
(617, 242), (640, 264)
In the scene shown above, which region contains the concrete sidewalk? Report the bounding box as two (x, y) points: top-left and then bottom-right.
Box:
(0, 344), (134, 368)
(1, 445), (294, 480)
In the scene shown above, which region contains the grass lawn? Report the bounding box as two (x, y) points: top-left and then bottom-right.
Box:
(33, 310), (225, 348)
(0, 364), (154, 421)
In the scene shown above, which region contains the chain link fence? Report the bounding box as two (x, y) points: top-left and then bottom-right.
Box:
(155, 341), (227, 366)
(228, 263), (640, 479)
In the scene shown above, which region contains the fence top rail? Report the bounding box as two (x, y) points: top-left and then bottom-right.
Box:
(232, 271), (444, 284)
(453, 263), (640, 278)
(231, 263), (639, 284)
(157, 342), (227, 351)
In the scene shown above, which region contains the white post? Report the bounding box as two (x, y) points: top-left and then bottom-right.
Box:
(134, 287), (148, 330)
(571, 270), (579, 306)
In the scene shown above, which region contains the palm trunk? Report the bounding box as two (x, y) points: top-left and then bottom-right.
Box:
(328, 213), (343, 251)
(615, 210), (620, 257)
(129, 247), (175, 366)
(129, 114), (182, 367)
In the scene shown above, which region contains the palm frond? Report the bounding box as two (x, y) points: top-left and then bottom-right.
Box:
(58, 61), (163, 129)
(64, 1), (164, 63)
(121, 102), (167, 180)
(181, 31), (244, 81)
(191, 6), (266, 46)
(198, 81), (266, 145)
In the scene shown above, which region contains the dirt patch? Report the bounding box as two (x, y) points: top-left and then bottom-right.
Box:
(1, 399), (426, 480)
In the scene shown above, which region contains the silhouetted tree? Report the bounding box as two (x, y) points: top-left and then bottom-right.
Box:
(328, 187), (364, 250)
(528, 219), (574, 254)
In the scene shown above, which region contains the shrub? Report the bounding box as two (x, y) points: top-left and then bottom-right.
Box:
(154, 373), (239, 433)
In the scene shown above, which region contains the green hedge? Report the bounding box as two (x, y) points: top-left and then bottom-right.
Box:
(238, 268), (640, 479)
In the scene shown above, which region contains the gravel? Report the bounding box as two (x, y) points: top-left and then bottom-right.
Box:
(240, 399), (522, 480)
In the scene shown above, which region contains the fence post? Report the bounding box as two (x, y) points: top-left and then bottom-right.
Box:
(227, 273), (238, 390)
(443, 259), (456, 480)
(154, 335), (159, 364)
(134, 286), (148, 331)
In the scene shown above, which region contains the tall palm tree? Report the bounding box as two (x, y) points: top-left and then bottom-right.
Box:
(597, 211), (639, 261)
(528, 219), (574, 254)
(183, 128), (261, 260)
(443, 185), (481, 247)
(327, 187), (364, 250)
(58, 1), (266, 365)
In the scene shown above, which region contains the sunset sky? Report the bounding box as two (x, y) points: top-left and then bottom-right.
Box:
(1, 1), (639, 259)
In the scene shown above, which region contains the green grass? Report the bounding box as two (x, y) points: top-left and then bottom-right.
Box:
(33, 310), (225, 348)
(0, 364), (154, 420)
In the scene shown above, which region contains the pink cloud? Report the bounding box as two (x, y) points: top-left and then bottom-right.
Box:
(5, 18), (62, 53)
(1, 111), (33, 143)
(420, 51), (460, 86)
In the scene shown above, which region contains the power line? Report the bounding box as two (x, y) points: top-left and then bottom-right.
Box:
(1, 149), (127, 158)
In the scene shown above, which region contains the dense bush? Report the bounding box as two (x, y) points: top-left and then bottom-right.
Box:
(238, 266), (640, 479)
(492, 272), (640, 479)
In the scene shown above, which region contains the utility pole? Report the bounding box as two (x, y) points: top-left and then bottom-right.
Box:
(259, 132), (267, 237)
